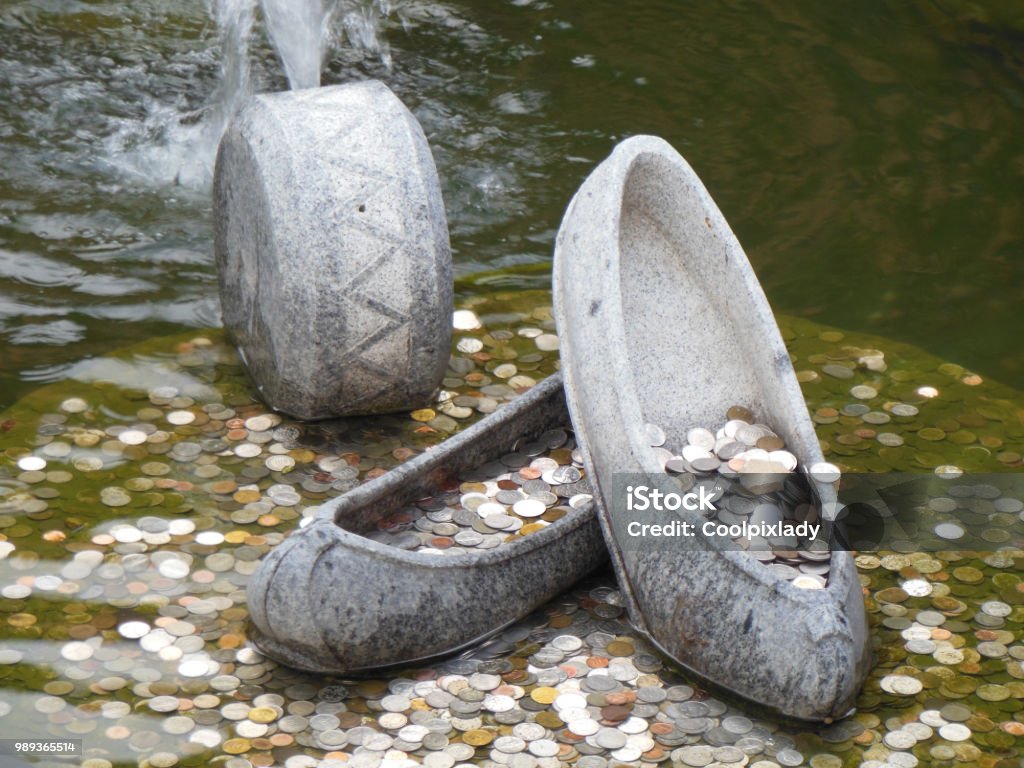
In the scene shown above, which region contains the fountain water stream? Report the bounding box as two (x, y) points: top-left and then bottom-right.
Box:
(201, 0), (259, 159)
(109, 0), (393, 189)
(259, 0), (328, 90)
(209, 0), (393, 144)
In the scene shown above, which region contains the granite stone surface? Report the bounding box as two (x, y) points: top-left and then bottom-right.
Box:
(247, 373), (608, 672)
(214, 80), (452, 420)
(552, 136), (871, 721)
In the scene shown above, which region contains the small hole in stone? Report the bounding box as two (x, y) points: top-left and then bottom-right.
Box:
(358, 204), (366, 213)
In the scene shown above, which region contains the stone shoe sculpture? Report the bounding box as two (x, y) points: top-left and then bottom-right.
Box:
(552, 135), (871, 721)
(246, 373), (606, 672)
(214, 80), (452, 420)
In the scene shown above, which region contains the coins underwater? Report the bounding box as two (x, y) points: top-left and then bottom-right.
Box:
(0, 301), (1021, 768)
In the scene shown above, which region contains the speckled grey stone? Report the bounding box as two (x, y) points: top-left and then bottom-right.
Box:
(552, 136), (870, 721)
(247, 373), (606, 672)
(214, 80), (452, 420)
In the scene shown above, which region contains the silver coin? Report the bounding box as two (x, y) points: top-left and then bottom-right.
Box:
(883, 730), (917, 750)
(679, 746), (714, 767)
(775, 748), (804, 766)
(594, 729), (627, 750)
(514, 499), (547, 518)
(548, 635), (582, 653)
(528, 739), (559, 758)
(722, 716), (752, 735)
(938, 723), (971, 742)
(686, 428), (716, 451)
(494, 736), (527, 754)
(644, 424), (666, 447)
(714, 746), (746, 763)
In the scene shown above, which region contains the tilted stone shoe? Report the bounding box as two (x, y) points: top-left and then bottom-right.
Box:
(247, 373), (607, 673)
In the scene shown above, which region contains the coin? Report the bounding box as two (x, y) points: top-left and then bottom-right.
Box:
(881, 675), (922, 695)
(883, 730), (916, 749)
(463, 729), (494, 746)
(119, 429), (148, 445)
(16, 456), (46, 471)
(167, 410), (196, 426)
(248, 706), (278, 724)
(3, 306), (1023, 768)
(453, 310), (481, 331)
(938, 723), (971, 741)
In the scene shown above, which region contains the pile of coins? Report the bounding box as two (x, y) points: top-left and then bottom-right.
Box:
(366, 429), (593, 554)
(644, 409), (835, 588)
(647, 407), (801, 478)
(0, 294), (1022, 768)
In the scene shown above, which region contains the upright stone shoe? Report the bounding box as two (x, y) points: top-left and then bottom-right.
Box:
(552, 136), (871, 721)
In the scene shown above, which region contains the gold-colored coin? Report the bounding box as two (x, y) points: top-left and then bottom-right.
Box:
(606, 640), (635, 657)
(944, 676), (978, 695)
(289, 448), (315, 464)
(530, 687), (557, 704)
(874, 588), (908, 604)
(726, 405), (754, 422)
(951, 743), (981, 761)
(462, 729), (494, 746)
(535, 711), (564, 729)
(976, 684), (1010, 702)
(210, 480), (238, 495)
(247, 707), (278, 724)
(541, 508), (567, 523)
(948, 430), (976, 445)
(411, 409), (436, 422)
(756, 435), (785, 451)
(931, 596), (964, 612)
(357, 679), (389, 697)
(549, 449), (573, 465)
(952, 566), (984, 584)
(223, 738), (251, 755)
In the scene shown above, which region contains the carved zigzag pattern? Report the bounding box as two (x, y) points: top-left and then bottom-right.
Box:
(327, 179), (415, 408)
(284, 106), (424, 408)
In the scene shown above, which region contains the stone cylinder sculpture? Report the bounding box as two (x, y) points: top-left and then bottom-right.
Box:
(214, 80), (453, 420)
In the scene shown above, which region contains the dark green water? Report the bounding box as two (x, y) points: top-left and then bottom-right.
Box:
(0, 0), (1022, 410)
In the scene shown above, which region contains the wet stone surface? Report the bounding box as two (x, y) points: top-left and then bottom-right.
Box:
(0, 292), (1022, 767)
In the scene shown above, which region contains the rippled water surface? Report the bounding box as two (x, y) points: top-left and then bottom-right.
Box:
(0, 0), (1023, 409)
